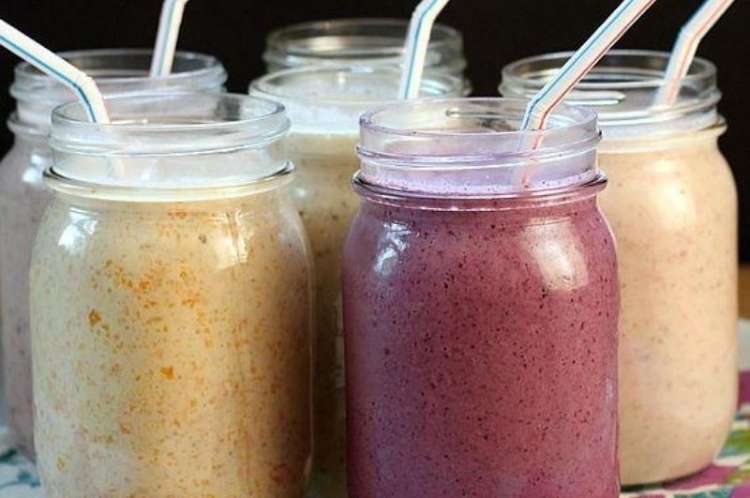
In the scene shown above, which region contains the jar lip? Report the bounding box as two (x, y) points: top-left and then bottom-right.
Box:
(50, 92), (289, 156)
(356, 98), (600, 198)
(501, 49), (716, 92)
(499, 49), (720, 137)
(11, 48), (227, 102)
(264, 18), (462, 60)
(44, 161), (295, 202)
(250, 65), (463, 108)
(359, 97), (599, 160)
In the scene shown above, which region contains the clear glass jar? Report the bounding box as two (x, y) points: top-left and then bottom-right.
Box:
(263, 18), (467, 79)
(0, 48), (226, 459)
(30, 93), (313, 498)
(250, 66), (462, 498)
(342, 98), (619, 497)
(501, 50), (738, 485)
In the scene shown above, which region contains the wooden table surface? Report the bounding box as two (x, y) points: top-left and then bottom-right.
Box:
(741, 265), (750, 318)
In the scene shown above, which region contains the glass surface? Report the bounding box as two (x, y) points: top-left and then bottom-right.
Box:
(30, 94), (314, 497)
(342, 97), (619, 497)
(500, 50), (739, 485)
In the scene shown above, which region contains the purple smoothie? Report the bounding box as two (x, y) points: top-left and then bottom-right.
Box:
(342, 194), (619, 497)
(342, 98), (620, 498)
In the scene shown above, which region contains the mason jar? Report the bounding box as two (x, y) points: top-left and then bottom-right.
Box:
(343, 98), (619, 497)
(30, 93), (313, 498)
(263, 18), (467, 80)
(0, 48), (226, 459)
(250, 65), (462, 498)
(501, 50), (738, 485)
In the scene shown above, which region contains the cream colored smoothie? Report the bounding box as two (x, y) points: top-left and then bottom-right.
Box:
(501, 50), (738, 485)
(30, 94), (313, 497)
(0, 49), (226, 459)
(251, 67), (462, 497)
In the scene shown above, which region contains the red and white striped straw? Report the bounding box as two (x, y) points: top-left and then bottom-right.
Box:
(520, 0), (657, 132)
(654, 0), (734, 106)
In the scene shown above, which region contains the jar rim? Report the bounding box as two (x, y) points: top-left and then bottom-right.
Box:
(11, 48), (227, 103)
(44, 161), (294, 202)
(356, 97), (601, 198)
(264, 18), (463, 61)
(359, 97), (598, 161)
(499, 49), (720, 137)
(51, 92), (289, 156)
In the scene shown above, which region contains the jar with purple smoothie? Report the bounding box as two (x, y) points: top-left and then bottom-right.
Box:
(342, 98), (620, 497)
(0, 49), (226, 458)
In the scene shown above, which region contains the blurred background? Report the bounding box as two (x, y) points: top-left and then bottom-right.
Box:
(0, 0), (747, 256)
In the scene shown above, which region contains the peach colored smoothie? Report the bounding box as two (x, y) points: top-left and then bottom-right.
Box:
(501, 50), (738, 485)
(30, 94), (313, 497)
(0, 49), (226, 459)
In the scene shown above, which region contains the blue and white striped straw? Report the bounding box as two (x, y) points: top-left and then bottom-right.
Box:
(655, 0), (734, 106)
(0, 19), (109, 123)
(399, 0), (451, 100)
(150, 0), (190, 77)
(520, 0), (657, 132)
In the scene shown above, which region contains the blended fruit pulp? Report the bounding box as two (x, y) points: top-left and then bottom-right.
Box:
(31, 189), (313, 498)
(343, 194), (620, 498)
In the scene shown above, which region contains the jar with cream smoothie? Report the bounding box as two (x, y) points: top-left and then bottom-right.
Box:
(343, 98), (619, 497)
(0, 49), (226, 459)
(30, 93), (313, 498)
(263, 18), (467, 81)
(501, 50), (738, 485)
(250, 66), (462, 498)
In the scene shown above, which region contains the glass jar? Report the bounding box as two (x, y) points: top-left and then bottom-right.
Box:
(250, 66), (462, 498)
(342, 98), (619, 497)
(263, 18), (467, 80)
(500, 50), (738, 485)
(30, 93), (313, 498)
(0, 48), (226, 459)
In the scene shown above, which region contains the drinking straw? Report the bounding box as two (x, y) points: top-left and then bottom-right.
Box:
(654, 0), (734, 106)
(520, 0), (657, 132)
(150, 0), (190, 77)
(399, 0), (451, 100)
(0, 19), (109, 123)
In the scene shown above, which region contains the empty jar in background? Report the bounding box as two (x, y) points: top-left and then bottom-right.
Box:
(342, 98), (619, 498)
(250, 66), (462, 498)
(30, 93), (313, 498)
(501, 50), (738, 485)
(0, 48), (226, 459)
(263, 18), (468, 82)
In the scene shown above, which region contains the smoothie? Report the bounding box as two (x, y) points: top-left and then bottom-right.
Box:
(500, 50), (738, 484)
(342, 98), (620, 497)
(250, 66), (462, 497)
(30, 94), (313, 497)
(0, 49), (226, 458)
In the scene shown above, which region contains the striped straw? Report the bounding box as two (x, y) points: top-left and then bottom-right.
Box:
(654, 0), (734, 106)
(150, 0), (190, 77)
(399, 0), (451, 100)
(521, 0), (657, 132)
(0, 19), (109, 123)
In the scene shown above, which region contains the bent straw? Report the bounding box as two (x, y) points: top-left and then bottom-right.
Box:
(654, 0), (734, 106)
(399, 0), (451, 100)
(520, 0), (657, 132)
(150, 0), (190, 77)
(0, 19), (109, 123)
